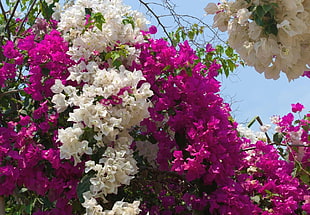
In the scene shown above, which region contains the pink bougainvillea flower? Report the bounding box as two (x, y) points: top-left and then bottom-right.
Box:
(206, 43), (216, 52)
(149, 25), (157, 34)
(291, 102), (305, 113)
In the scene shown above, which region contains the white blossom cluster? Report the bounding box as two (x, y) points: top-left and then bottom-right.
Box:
(57, 0), (148, 62)
(53, 65), (152, 155)
(84, 136), (138, 198)
(52, 0), (153, 213)
(82, 192), (141, 215)
(205, 0), (310, 80)
(237, 124), (267, 145)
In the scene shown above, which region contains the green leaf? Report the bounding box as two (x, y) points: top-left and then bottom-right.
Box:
(112, 59), (122, 68)
(24, 203), (33, 214)
(40, 196), (54, 210)
(92, 12), (105, 31)
(215, 45), (224, 55)
(122, 16), (135, 29)
(40, 1), (55, 20)
(42, 67), (50, 76)
(264, 189), (280, 197)
(292, 166), (298, 177)
(255, 6), (265, 18)
(77, 172), (96, 203)
(188, 31), (195, 40)
(228, 60), (236, 72)
(300, 174), (310, 184)
(163, 65), (171, 71)
(85, 8), (92, 15)
(111, 52), (120, 61)
(225, 46), (233, 57)
(181, 30), (186, 41)
(254, 16), (264, 26)
(251, 195), (261, 204)
(265, 22), (278, 35)
(273, 133), (284, 144)
(262, 4), (272, 13)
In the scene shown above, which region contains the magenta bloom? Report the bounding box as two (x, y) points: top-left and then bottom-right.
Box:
(302, 71), (310, 78)
(3, 41), (21, 59)
(206, 43), (216, 52)
(149, 25), (157, 34)
(291, 102), (304, 113)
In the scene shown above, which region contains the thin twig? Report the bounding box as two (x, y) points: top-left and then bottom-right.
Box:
(241, 146), (256, 152)
(0, 196), (4, 215)
(286, 143), (310, 177)
(4, 0), (21, 41)
(138, 0), (225, 48)
(0, 2), (8, 61)
(241, 142), (310, 153)
(0, 89), (22, 98)
(138, 0), (173, 44)
(0, 1), (8, 23)
(271, 142), (310, 147)
(15, 0), (38, 38)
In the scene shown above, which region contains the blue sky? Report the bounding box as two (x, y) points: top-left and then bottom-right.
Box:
(124, 0), (309, 128)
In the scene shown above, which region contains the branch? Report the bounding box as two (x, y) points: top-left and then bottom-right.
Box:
(286, 143), (310, 177)
(4, 0), (21, 41)
(272, 142), (310, 147)
(241, 142), (310, 153)
(0, 2), (8, 62)
(240, 146), (256, 152)
(0, 89), (22, 98)
(138, 0), (225, 48)
(15, 0), (38, 38)
(0, 196), (4, 215)
(138, 0), (173, 44)
(0, 1), (8, 23)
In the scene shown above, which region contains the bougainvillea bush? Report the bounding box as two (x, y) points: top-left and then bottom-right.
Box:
(0, 0), (309, 214)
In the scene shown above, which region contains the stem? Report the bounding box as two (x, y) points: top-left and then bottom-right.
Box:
(5, 0), (21, 40)
(0, 196), (4, 215)
(15, 0), (38, 38)
(255, 116), (271, 143)
(286, 144), (310, 177)
(0, 1), (8, 62)
(0, 1), (8, 23)
(138, 0), (173, 44)
(0, 89), (22, 98)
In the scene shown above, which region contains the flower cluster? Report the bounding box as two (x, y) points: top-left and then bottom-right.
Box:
(0, 22), (84, 213)
(271, 103), (310, 187)
(22, 29), (74, 101)
(132, 38), (255, 213)
(53, 0), (153, 212)
(0, 41), (23, 87)
(82, 197), (141, 215)
(57, 0), (148, 62)
(205, 0), (310, 80)
(238, 108), (310, 214)
(240, 140), (309, 214)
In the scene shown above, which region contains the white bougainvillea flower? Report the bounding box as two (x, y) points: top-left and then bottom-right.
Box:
(52, 93), (68, 113)
(236, 8), (251, 25)
(58, 126), (93, 165)
(204, 3), (220, 14)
